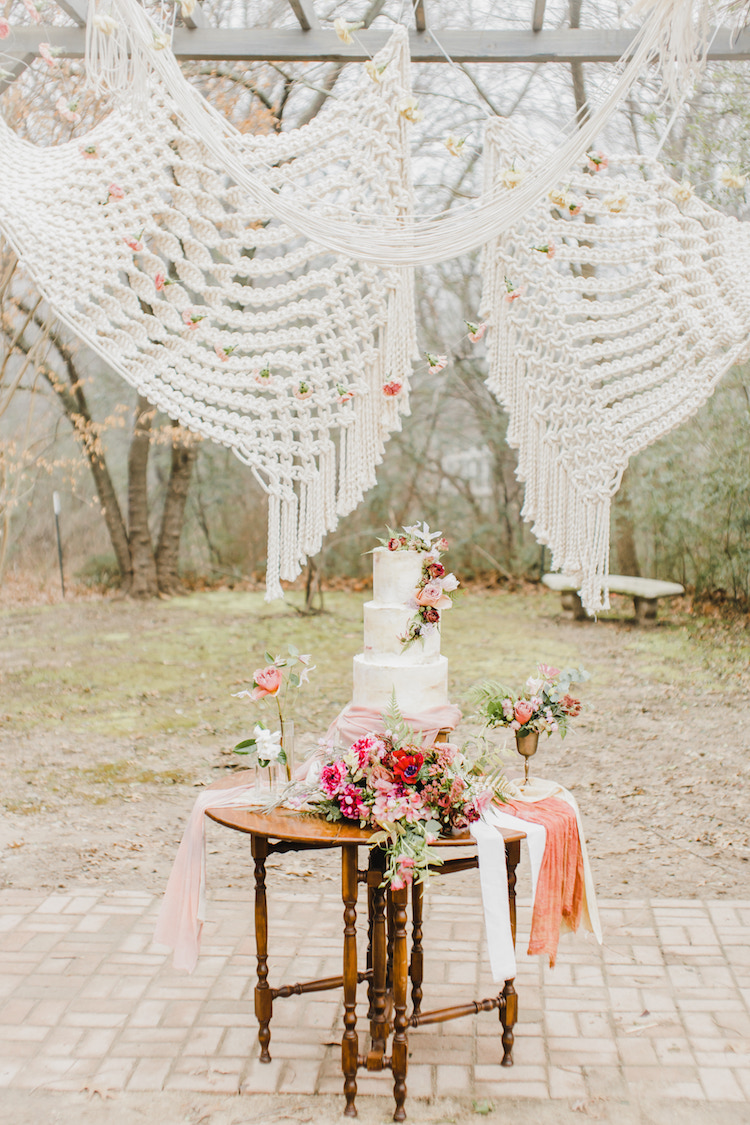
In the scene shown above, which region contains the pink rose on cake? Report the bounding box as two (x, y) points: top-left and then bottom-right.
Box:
(415, 580), (452, 609)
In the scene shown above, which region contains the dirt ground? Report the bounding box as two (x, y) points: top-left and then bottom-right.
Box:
(0, 579), (748, 901)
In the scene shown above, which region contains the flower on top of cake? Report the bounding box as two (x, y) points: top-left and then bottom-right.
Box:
(378, 523), (459, 649)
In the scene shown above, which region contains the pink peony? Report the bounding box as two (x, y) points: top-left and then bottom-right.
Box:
(0, 18), (9, 39)
(514, 700), (535, 725)
(338, 784), (366, 820)
(383, 381), (402, 397)
(320, 760), (348, 798)
(250, 664), (283, 699)
(415, 580), (451, 609)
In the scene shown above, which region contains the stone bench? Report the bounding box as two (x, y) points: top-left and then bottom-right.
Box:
(542, 573), (685, 625)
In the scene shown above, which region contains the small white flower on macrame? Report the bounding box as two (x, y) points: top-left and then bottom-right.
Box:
(465, 321), (487, 343)
(720, 168), (747, 190)
(673, 179), (694, 204)
(93, 13), (119, 34)
(445, 134), (467, 157)
(398, 96), (423, 123)
(500, 167), (524, 189)
(294, 381), (313, 400)
(604, 193), (628, 214)
(55, 96), (81, 125)
(152, 30), (171, 50)
(334, 18), (363, 45)
(364, 59), (389, 83)
(549, 187), (581, 216)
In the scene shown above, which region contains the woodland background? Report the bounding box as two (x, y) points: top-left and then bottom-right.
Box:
(1, 0), (749, 607)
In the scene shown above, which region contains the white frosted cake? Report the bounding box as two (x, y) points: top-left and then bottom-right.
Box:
(352, 544), (456, 716)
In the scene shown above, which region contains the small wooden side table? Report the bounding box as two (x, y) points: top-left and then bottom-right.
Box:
(206, 772), (525, 1121)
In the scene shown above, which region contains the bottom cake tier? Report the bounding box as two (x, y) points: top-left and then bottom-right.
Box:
(352, 653), (449, 716)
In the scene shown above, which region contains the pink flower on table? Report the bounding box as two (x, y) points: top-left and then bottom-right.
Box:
(107, 183), (124, 203)
(383, 381), (402, 397)
(250, 664), (283, 699)
(123, 235), (144, 252)
(537, 663), (560, 681)
(514, 700), (535, 725)
(415, 581), (451, 610)
(39, 43), (56, 67)
(320, 760), (348, 798)
(465, 321), (487, 343)
(0, 18), (9, 39)
(339, 784), (367, 820)
(502, 698), (514, 720)
(182, 309), (206, 329)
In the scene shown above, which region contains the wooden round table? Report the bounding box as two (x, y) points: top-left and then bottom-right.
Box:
(206, 772), (525, 1122)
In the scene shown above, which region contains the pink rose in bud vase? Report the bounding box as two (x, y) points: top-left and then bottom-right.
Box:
(294, 381), (313, 400)
(251, 665), (284, 699)
(382, 381), (402, 396)
(0, 18), (10, 39)
(514, 700), (535, 725)
(465, 321), (487, 343)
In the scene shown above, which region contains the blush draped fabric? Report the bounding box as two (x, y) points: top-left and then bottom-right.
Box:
(325, 703), (462, 748)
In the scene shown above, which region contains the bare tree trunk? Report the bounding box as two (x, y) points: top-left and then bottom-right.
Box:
(127, 396), (158, 597)
(155, 423), (198, 594)
(613, 469), (641, 576)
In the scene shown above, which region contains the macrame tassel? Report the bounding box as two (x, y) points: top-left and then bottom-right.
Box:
(625, 0), (712, 102)
(85, 0), (161, 108)
(265, 493), (284, 603)
(279, 492), (300, 583)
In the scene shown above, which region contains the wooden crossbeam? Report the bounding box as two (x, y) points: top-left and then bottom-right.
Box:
(414, 0), (427, 33)
(183, 2), (208, 31)
(55, 0), (88, 26)
(532, 0), (547, 33)
(4, 25), (750, 63)
(287, 0), (319, 31)
(0, 52), (35, 96)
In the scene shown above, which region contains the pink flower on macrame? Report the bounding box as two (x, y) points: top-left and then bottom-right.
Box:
(294, 381), (313, 400)
(320, 760), (348, 798)
(38, 43), (56, 67)
(251, 665), (283, 700)
(586, 150), (608, 173)
(55, 96), (81, 125)
(0, 18), (10, 39)
(107, 183), (124, 203)
(254, 366), (272, 386)
(338, 784), (366, 820)
(22, 0), (41, 24)
(514, 700), (535, 725)
(425, 352), (448, 375)
(465, 321), (487, 343)
(336, 384), (354, 404)
(123, 235), (144, 252)
(415, 581), (451, 610)
(383, 381), (402, 397)
(182, 309), (205, 329)
(80, 143), (99, 159)
(154, 272), (166, 292)
(533, 241), (556, 259)
(214, 343), (236, 362)
(504, 278), (525, 302)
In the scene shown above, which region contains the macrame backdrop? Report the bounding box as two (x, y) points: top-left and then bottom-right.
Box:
(0, 29), (417, 599)
(480, 118), (750, 613)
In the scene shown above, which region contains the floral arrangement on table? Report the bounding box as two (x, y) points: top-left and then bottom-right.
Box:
(291, 699), (509, 888)
(232, 645), (315, 780)
(378, 523), (460, 650)
(471, 663), (589, 740)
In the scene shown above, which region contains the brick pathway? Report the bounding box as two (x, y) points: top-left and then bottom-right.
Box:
(1, 880), (749, 1107)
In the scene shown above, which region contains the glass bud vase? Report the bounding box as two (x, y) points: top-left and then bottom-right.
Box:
(281, 719), (295, 782)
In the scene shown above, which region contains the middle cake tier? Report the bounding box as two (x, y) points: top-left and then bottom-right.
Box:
(352, 652), (449, 714)
(362, 602), (442, 664)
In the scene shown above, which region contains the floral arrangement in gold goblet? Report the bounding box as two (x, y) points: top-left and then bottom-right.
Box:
(472, 663), (589, 786)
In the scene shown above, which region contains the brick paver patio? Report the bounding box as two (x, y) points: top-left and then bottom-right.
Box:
(1, 876), (749, 1108)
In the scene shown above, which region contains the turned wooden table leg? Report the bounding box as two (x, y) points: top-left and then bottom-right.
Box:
(391, 885), (409, 1122)
(409, 879), (424, 1018)
(251, 834), (273, 1063)
(342, 844), (359, 1118)
(501, 839), (520, 1066)
(369, 849), (388, 1049)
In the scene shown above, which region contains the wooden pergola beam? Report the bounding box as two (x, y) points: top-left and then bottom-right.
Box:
(0, 52), (35, 95)
(3, 25), (750, 63)
(414, 1), (427, 33)
(286, 1), (319, 31)
(532, 0), (547, 33)
(183, 2), (208, 32)
(55, 0), (88, 26)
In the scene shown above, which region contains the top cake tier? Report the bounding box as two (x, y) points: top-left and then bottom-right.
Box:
(372, 547), (427, 605)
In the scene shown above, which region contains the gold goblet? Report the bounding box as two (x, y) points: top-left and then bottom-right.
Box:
(515, 730), (539, 787)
